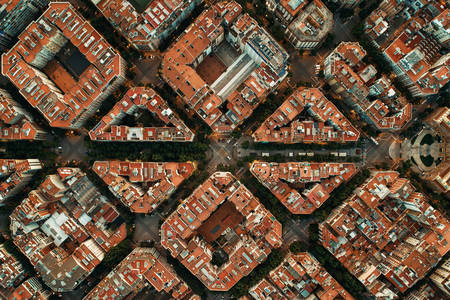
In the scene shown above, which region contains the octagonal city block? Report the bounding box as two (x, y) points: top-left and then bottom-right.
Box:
(161, 172), (282, 291)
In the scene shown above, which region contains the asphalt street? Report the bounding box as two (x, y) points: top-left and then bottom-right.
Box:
(58, 133), (88, 163)
(237, 146), (361, 158)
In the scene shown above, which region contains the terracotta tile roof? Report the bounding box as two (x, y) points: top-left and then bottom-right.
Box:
(251, 161), (357, 214)
(380, 5), (449, 96)
(250, 252), (354, 300)
(93, 160), (195, 213)
(89, 87), (194, 142)
(320, 171), (450, 296)
(160, 172), (282, 291)
(253, 87), (360, 143)
(9, 168), (126, 292)
(0, 159), (42, 203)
(0, 244), (25, 292)
(364, 8), (389, 40)
(7, 277), (49, 300)
(161, 1), (288, 133)
(84, 247), (197, 300)
(249, 278), (286, 300)
(1, 2), (126, 129)
(0, 89), (46, 140)
(324, 42), (413, 130)
(93, 0), (200, 50)
(286, 0), (334, 47)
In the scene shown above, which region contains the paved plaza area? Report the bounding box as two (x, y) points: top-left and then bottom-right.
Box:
(401, 129), (441, 172)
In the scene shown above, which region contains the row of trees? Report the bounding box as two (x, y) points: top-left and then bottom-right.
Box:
(239, 170), (291, 225)
(0, 141), (59, 215)
(84, 85), (129, 131)
(166, 253), (207, 297)
(157, 3), (206, 52)
(230, 248), (286, 298)
(290, 227), (367, 298)
(308, 224), (368, 298)
(84, 140), (209, 163)
(153, 83), (212, 143)
(77, 0), (140, 62)
(311, 168), (371, 221)
(155, 168), (210, 217)
(237, 92), (287, 133)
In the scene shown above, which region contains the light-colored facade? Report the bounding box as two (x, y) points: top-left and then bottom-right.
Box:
(286, 0), (334, 50)
(430, 258), (450, 296)
(380, 4), (449, 97)
(0, 0), (49, 50)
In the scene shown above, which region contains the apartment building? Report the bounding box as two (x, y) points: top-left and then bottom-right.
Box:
(430, 257), (450, 296)
(250, 162), (356, 214)
(285, 0), (334, 50)
(0, 159), (42, 203)
(320, 171), (450, 297)
(160, 172), (282, 291)
(93, 160), (195, 213)
(162, 1), (288, 133)
(9, 168), (126, 292)
(85, 247), (198, 300)
(365, 1), (448, 46)
(324, 42), (412, 130)
(7, 277), (50, 300)
(250, 252), (354, 300)
(0, 0), (48, 50)
(253, 87), (359, 143)
(91, 0), (201, 51)
(89, 87), (194, 142)
(378, 3), (449, 97)
(423, 107), (449, 193)
(265, 0), (307, 24)
(405, 283), (442, 300)
(364, 8), (390, 40)
(1, 2), (126, 129)
(250, 278), (285, 299)
(0, 244), (25, 296)
(0, 89), (47, 140)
